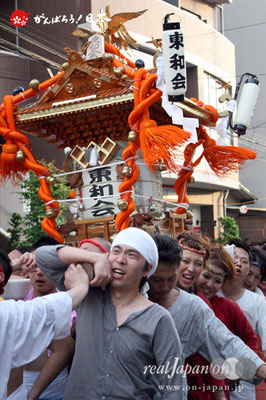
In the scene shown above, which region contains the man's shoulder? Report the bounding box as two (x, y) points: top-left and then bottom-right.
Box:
(243, 288), (262, 301)
(240, 289), (266, 309)
(170, 289), (211, 315)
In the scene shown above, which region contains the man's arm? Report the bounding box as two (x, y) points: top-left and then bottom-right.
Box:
(255, 296), (266, 358)
(4, 263), (88, 368)
(153, 313), (187, 399)
(198, 309), (266, 383)
(26, 337), (75, 400)
(34, 245), (112, 291)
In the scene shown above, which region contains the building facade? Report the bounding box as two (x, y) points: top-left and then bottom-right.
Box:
(224, 0), (266, 242)
(0, 0), (251, 240)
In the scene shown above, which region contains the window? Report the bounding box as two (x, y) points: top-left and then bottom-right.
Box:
(162, 0), (180, 7)
(181, 7), (201, 20)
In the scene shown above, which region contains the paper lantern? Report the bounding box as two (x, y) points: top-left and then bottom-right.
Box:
(234, 78), (260, 136)
(240, 205), (248, 214)
(162, 14), (186, 102)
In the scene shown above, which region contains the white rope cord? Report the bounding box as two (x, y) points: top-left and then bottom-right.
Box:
(45, 192), (188, 210)
(53, 159), (193, 178)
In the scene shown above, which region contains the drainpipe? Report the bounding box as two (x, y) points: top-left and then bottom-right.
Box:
(223, 190), (229, 217)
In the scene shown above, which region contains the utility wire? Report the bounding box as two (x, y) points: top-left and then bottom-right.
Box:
(0, 38), (61, 69)
(0, 23), (67, 62)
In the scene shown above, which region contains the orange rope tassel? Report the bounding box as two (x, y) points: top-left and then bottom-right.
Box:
(139, 119), (191, 172)
(203, 143), (257, 176)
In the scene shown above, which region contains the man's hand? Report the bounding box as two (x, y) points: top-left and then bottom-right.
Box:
(11, 252), (37, 273)
(64, 263), (89, 290)
(256, 364), (266, 381)
(89, 253), (112, 290)
(64, 264), (89, 309)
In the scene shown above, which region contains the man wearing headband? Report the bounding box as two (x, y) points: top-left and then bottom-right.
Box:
(34, 227), (186, 399)
(79, 237), (111, 253)
(148, 234), (266, 391)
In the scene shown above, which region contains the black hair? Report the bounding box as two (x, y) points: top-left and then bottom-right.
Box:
(0, 249), (12, 285)
(249, 247), (266, 282)
(16, 246), (31, 254)
(139, 260), (150, 291)
(151, 233), (182, 266)
(31, 235), (60, 251)
(229, 239), (251, 262)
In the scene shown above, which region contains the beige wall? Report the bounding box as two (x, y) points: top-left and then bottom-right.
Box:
(181, 0), (217, 27)
(92, 0), (235, 76)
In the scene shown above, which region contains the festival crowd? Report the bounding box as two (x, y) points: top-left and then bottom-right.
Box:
(1, 227), (266, 400)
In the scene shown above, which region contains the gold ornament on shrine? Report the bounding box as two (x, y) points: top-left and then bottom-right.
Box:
(117, 199), (128, 211)
(186, 210), (193, 220)
(103, 53), (114, 62)
(71, 6), (147, 51)
(61, 62), (69, 70)
(113, 67), (124, 77)
(128, 130), (137, 142)
(29, 79), (40, 90)
(15, 149), (25, 161)
(122, 165), (132, 177)
(46, 208), (56, 219)
(109, 233), (117, 242)
(46, 176), (57, 186)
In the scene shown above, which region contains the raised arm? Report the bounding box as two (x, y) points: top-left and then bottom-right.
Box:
(35, 245), (112, 291)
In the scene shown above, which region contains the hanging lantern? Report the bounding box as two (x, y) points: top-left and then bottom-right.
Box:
(46, 176), (56, 186)
(233, 77), (260, 136)
(161, 13), (186, 102)
(239, 205), (248, 214)
(15, 149), (25, 161)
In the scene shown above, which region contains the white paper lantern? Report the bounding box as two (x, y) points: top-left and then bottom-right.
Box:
(161, 14), (186, 102)
(234, 77), (260, 136)
(240, 205), (248, 214)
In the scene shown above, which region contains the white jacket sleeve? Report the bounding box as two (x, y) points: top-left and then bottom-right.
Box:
(2, 291), (72, 368)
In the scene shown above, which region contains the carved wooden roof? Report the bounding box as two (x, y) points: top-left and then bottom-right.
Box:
(15, 50), (171, 148)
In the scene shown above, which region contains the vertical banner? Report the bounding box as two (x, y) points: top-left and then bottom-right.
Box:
(161, 14), (186, 102)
